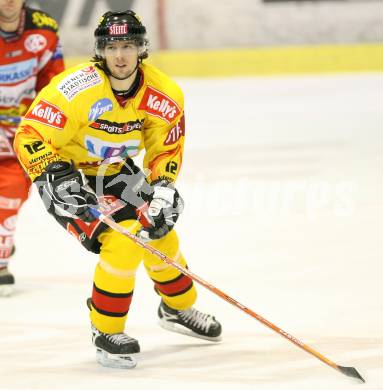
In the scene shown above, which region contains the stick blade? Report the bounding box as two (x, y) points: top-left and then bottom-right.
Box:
(338, 366), (365, 383)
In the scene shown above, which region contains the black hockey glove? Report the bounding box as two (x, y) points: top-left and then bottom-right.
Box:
(138, 179), (184, 241)
(36, 161), (98, 222)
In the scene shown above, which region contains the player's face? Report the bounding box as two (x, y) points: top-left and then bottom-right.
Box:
(104, 40), (139, 80)
(0, 0), (23, 22)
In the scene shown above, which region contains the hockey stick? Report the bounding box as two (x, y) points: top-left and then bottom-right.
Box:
(90, 208), (365, 383)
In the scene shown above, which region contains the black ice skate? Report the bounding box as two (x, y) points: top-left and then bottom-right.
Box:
(158, 300), (222, 342)
(0, 268), (15, 297)
(91, 325), (140, 369)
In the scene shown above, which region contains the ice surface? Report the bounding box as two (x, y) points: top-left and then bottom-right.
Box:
(1, 74), (382, 389)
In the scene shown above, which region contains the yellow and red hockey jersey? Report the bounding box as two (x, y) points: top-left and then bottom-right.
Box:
(14, 61), (185, 184)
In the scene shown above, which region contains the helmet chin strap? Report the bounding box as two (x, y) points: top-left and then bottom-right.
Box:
(108, 60), (139, 81)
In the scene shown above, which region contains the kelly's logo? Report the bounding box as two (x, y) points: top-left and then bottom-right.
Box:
(25, 100), (67, 130)
(139, 87), (181, 124)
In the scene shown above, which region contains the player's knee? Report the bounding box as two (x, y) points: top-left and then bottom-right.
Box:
(98, 219), (144, 269)
(150, 229), (179, 253)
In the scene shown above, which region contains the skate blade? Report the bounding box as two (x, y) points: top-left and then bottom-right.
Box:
(96, 349), (137, 369)
(0, 285), (13, 297)
(158, 319), (222, 342)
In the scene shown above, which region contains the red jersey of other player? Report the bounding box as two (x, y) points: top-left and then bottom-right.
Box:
(0, 0), (64, 295)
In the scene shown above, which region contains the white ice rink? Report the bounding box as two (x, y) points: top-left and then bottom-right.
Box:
(1, 74), (383, 389)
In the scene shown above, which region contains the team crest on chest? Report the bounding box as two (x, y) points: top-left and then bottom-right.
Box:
(24, 34), (47, 53)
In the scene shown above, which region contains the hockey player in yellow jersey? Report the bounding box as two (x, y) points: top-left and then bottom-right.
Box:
(14, 10), (222, 368)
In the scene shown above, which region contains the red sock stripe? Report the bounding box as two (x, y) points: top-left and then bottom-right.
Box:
(92, 284), (133, 315)
(153, 273), (193, 297)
